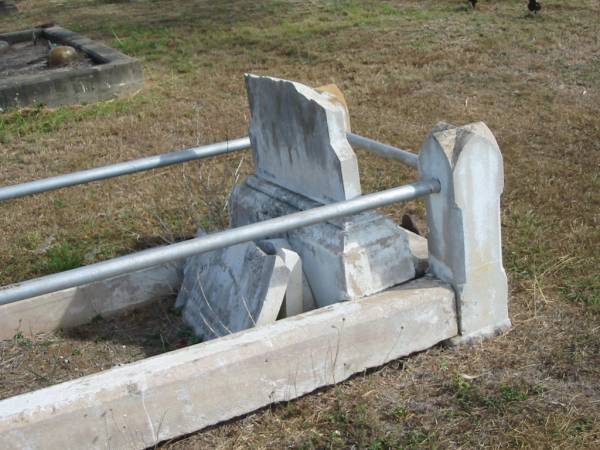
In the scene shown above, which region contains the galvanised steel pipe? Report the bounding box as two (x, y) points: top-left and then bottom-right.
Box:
(0, 133), (416, 202)
(347, 132), (418, 168)
(0, 137), (251, 202)
(0, 179), (440, 305)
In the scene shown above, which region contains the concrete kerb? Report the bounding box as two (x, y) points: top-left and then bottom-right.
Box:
(0, 263), (183, 341)
(0, 26), (143, 110)
(0, 277), (458, 450)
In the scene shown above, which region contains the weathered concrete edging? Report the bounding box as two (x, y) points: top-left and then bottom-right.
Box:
(0, 26), (143, 110)
(0, 277), (457, 450)
(0, 263), (182, 340)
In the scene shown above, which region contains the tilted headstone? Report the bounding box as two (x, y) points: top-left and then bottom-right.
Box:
(245, 74), (360, 204)
(419, 121), (510, 341)
(230, 75), (419, 306)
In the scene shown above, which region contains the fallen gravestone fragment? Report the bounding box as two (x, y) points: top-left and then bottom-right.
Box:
(231, 75), (418, 306)
(176, 233), (304, 341)
(257, 238), (317, 316)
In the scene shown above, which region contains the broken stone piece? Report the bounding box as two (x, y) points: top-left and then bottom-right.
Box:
(175, 234), (292, 341)
(258, 238), (316, 317)
(315, 84), (351, 131)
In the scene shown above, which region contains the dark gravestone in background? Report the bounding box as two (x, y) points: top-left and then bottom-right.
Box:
(0, 1), (18, 14)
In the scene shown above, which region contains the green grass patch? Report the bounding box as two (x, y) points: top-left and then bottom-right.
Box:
(36, 241), (86, 274)
(13, 331), (33, 348)
(560, 273), (600, 313)
(0, 98), (144, 143)
(500, 385), (529, 402)
(105, 0), (432, 68)
(449, 375), (532, 412)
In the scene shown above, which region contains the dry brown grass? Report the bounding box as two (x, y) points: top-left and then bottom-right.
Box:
(0, 297), (193, 401)
(1, 0), (599, 448)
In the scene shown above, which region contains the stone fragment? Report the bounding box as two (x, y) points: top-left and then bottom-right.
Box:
(175, 235), (291, 341)
(315, 84), (351, 131)
(0, 41), (8, 54)
(419, 121), (510, 341)
(245, 74), (360, 204)
(258, 239), (316, 317)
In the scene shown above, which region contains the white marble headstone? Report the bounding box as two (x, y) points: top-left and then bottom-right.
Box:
(245, 74), (361, 204)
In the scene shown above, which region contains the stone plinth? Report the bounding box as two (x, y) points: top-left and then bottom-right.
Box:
(230, 176), (417, 306)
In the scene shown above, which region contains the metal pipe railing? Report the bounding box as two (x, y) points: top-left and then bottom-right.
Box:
(0, 178), (440, 305)
(0, 137), (252, 202)
(346, 132), (418, 168)
(0, 134), (418, 202)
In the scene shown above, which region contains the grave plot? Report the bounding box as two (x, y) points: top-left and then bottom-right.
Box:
(0, 26), (143, 111)
(0, 75), (510, 449)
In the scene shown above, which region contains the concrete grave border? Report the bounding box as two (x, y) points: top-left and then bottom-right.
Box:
(0, 278), (457, 449)
(0, 26), (143, 110)
(0, 263), (183, 341)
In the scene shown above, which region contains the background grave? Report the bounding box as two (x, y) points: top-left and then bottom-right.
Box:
(0, 26), (143, 110)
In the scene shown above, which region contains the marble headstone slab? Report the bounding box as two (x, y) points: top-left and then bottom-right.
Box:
(245, 74), (361, 204)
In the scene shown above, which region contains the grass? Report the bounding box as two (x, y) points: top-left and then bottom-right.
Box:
(0, 99), (142, 143)
(1, 0), (599, 448)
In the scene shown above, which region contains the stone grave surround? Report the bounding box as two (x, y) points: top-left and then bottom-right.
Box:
(0, 26), (143, 110)
(0, 75), (512, 448)
(230, 75), (419, 307)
